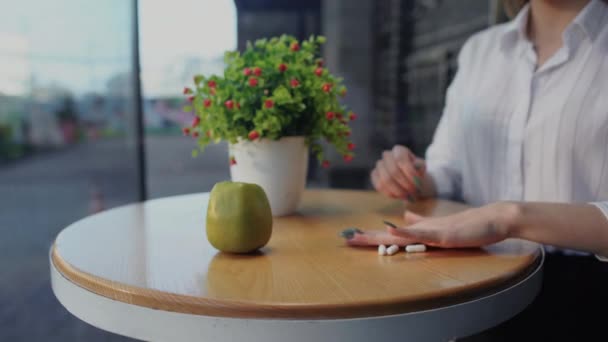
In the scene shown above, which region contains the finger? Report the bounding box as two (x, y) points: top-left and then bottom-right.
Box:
(382, 151), (413, 192)
(387, 225), (445, 247)
(392, 145), (416, 163)
(392, 147), (425, 192)
(372, 168), (394, 198)
(346, 230), (418, 247)
(376, 160), (408, 199)
(403, 211), (425, 225)
(413, 158), (426, 175)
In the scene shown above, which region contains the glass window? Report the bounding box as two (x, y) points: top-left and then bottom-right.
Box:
(0, 1), (138, 340)
(140, 0), (237, 198)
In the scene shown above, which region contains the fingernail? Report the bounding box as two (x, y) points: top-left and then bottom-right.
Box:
(413, 161), (425, 175)
(413, 175), (422, 189)
(383, 220), (397, 229)
(340, 227), (363, 240)
(406, 194), (415, 202)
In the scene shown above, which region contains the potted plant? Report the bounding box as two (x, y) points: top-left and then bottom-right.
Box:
(182, 35), (356, 216)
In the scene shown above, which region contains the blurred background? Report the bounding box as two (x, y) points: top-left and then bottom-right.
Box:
(0, 0), (508, 340)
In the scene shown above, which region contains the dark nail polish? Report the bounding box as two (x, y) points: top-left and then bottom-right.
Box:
(383, 220), (397, 228)
(340, 227), (363, 240)
(407, 194), (415, 202)
(413, 176), (422, 189)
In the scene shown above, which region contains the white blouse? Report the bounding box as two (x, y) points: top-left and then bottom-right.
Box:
(425, 0), (608, 228)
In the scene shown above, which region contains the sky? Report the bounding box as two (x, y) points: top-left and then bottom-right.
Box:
(0, 0), (237, 96)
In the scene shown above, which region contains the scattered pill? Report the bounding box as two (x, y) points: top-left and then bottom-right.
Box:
(378, 244), (387, 256)
(405, 244), (427, 253)
(387, 244), (399, 255)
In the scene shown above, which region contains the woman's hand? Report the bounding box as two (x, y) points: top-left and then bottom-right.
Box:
(345, 211), (426, 247)
(345, 201), (608, 258)
(370, 145), (434, 201)
(344, 203), (515, 248)
(388, 203), (514, 248)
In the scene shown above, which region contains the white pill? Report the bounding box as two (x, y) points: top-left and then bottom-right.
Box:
(387, 244), (399, 255)
(378, 244), (387, 256)
(405, 244), (427, 253)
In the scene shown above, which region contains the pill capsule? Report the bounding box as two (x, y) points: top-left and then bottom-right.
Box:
(405, 244), (427, 253)
(378, 244), (387, 256)
(387, 244), (399, 255)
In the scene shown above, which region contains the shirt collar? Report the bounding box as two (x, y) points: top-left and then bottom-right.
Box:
(499, 0), (607, 54)
(567, 0), (606, 43)
(499, 3), (531, 53)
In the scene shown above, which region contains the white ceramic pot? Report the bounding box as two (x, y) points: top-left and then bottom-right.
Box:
(229, 136), (308, 216)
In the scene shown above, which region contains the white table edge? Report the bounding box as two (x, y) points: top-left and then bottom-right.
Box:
(50, 248), (544, 342)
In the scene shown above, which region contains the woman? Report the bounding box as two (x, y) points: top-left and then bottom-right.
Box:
(348, 0), (608, 259)
(347, 0), (608, 339)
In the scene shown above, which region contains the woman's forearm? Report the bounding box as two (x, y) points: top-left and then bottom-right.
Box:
(503, 202), (608, 256)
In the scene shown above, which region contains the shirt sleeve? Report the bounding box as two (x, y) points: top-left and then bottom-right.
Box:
(591, 202), (608, 262)
(425, 39), (474, 201)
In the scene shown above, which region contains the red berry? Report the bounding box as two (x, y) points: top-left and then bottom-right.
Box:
(249, 77), (258, 87)
(248, 130), (260, 141)
(290, 42), (300, 51)
(278, 63), (287, 72)
(326, 112), (335, 120)
(322, 160), (330, 168)
(347, 142), (355, 150)
(225, 100), (234, 109)
(230, 157), (237, 166)
(314, 67), (323, 77)
(322, 83), (332, 92)
(188, 96), (194, 102)
(203, 99), (211, 108)
(253, 67), (262, 76)
(192, 131), (199, 138)
(317, 59), (324, 67)
(192, 117), (200, 127)
(343, 154), (353, 163)
(182, 127), (190, 136)
(243, 67), (252, 76)
(207, 80), (216, 88)
(183, 87), (192, 95)
(264, 99), (274, 108)
(290, 78), (300, 88)
(349, 112), (357, 121)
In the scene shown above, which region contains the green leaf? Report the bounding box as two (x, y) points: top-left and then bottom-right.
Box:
(183, 105), (192, 112)
(272, 85), (293, 104)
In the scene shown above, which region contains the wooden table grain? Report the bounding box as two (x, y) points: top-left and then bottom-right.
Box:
(51, 190), (541, 323)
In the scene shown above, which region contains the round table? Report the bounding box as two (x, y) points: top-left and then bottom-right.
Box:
(50, 190), (543, 341)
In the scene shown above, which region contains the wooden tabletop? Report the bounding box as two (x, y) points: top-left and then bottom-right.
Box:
(52, 190), (541, 319)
